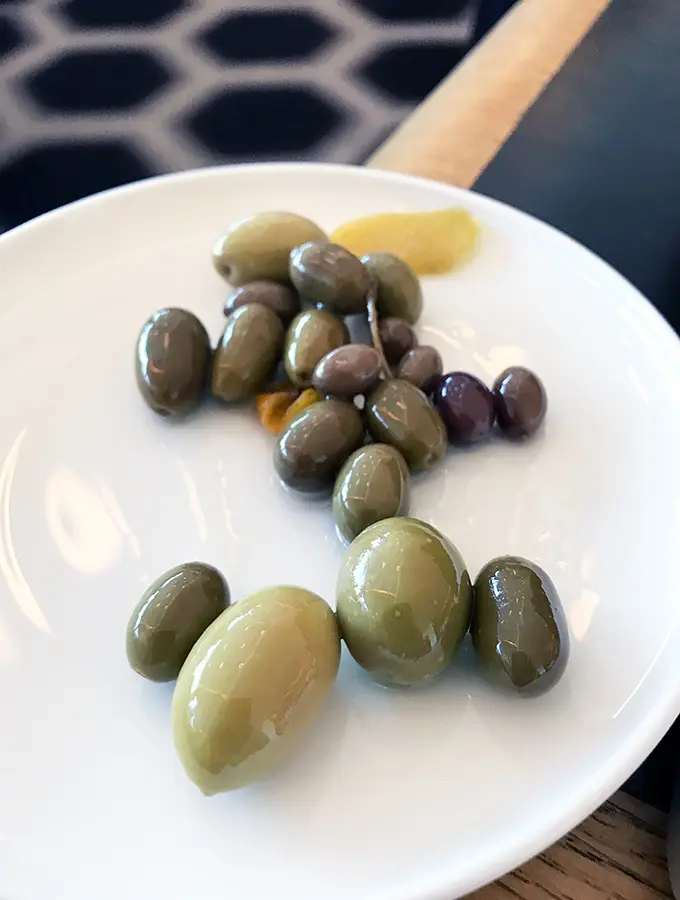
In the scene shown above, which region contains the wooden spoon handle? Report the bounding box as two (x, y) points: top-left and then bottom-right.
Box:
(367, 0), (611, 189)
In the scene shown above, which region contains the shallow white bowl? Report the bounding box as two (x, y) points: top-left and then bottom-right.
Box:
(1, 163), (680, 900)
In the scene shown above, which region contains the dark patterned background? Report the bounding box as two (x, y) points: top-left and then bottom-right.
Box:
(0, 0), (513, 230)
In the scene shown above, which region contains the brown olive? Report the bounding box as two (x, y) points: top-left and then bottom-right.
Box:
(378, 317), (417, 365)
(312, 345), (382, 399)
(224, 281), (299, 324)
(493, 367), (547, 438)
(135, 308), (211, 417)
(397, 346), (443, 394)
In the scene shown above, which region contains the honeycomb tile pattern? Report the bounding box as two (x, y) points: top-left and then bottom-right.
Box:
(0, 0), (510, 231)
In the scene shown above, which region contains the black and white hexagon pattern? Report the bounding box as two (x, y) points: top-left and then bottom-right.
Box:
(0, 0), (491, 230)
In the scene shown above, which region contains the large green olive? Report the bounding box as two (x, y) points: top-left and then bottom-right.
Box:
(274, 399), (364, 493)
(212, 303), (284, 402)
(126, 563), (229, 682)
(284, 309), (349, 388)
(333, 444), (410, 543)
(361, 252), (423, 324)
(212, 212), (327, 284)
(337, 518), (471, 685)
(135, 308), (211, 417)
(172, 586), (340, 795)
(289, 241), (370, 315)
(472, 556), (569, 695)
(365, 379), (446, 472)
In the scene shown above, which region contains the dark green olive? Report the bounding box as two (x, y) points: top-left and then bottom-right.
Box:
(126, 562), (229, 682)
(212, 212), (327, 284)
(312, 344), (382, 399)
(212, 303), (284, 402)
(332, 444), (410, 543)
(365, 379), (446, 471)
(274, 399), (363, 493)
(135, 308), (211, 417)
(289, 241), (370, 315)
(284, 309), (349, 388)
(472, 556), (569, 695)
(224, 281), (299, 324)
(337, 518), (471, 685)
(361, 252), (423, 324)
(397, 345), (443, 394)
(172, 586), (340, 794)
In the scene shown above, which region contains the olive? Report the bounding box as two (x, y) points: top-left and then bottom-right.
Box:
(212, 304), (284, 402)
(274, 399), (364, 493)
(135, 308), (211, 417)
(493, 367), (547, 438)
(224, 281), (299, 324)
(312, 344), (382, 399)
(333, 444), (410, 544)
(361, 252), (423, 324)
(472, 556), (569, 695)
(284, 309), (349, 388)
(337, 518), (472, 685)
(378, 317), (417, 365)
(172, 586), (340, 795)
(365, 379), (446, 472)
(397, 345), (443, 394)
(289, 242), (370, 315)
(434, 371), (495, 444)
(126, 563), (229, 682)
(212, 211), (327, 285)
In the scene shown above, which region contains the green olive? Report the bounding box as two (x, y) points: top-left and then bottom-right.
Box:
(365, 379), (446, 472)
(172, 586), (340, 795)
(126, 563), (229, 682)
(337, 518), (471, 685)
(274, 399), (364, 493)
(135, 308), (211, 417)
(289, 241), (370, 315)
(472, 556), (569, 695)
(212, 211), (327, 285)
(212, 303), (284, 402)
(361, 252), (423, 324)
(332, 444), (410, 543)
(284, 309), (349, 388)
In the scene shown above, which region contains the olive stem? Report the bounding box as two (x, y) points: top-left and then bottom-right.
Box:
(367, 285), (392, 379)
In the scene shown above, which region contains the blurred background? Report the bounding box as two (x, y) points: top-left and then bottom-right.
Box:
(0, 0), (513, 231)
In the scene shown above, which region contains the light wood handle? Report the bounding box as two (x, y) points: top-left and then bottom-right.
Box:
(367, 0), (611, 188)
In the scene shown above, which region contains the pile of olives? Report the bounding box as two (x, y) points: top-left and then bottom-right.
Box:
(135, 210), (547, 544)
(130, 210), (565, 797)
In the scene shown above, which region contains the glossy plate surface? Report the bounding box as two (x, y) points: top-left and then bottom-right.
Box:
(1, 163), (680, 900)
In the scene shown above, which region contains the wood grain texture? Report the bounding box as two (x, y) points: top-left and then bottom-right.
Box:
(471, 793), (673, 900)
(368, 0), (611, 189)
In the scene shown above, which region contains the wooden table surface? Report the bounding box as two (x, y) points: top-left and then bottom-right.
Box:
(471, 0), (680, 895)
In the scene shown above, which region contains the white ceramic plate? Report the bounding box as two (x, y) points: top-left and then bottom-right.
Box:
(2, 163), (680, 900)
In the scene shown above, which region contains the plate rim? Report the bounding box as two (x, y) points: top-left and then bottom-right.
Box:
(2, 161), (680, 900)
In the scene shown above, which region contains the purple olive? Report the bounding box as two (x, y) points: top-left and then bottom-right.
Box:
(493, 367), (547, 438)
(434, 372), (495, 444)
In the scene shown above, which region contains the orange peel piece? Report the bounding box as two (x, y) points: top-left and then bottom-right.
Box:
(330, 208), (479, 275)
(280, 388), (323, 429)
(255, 391), (299, 435)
